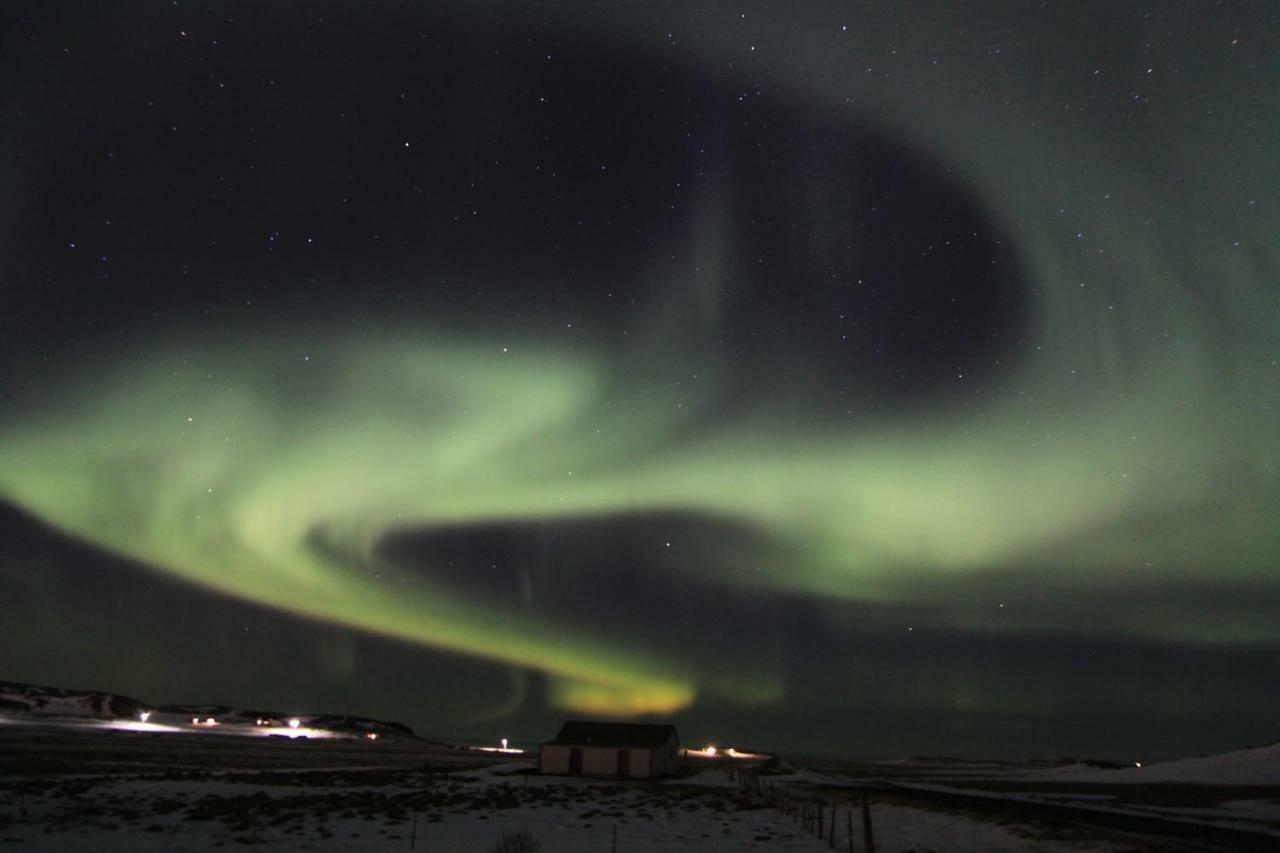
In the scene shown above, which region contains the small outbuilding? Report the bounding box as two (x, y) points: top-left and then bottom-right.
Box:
(539, 720), (680, 778)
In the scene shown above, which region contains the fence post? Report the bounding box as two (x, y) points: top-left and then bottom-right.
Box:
(847, 807), (854, 853)
(861, 791), (875, 853)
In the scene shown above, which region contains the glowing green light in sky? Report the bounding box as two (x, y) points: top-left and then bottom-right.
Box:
(2, 272), (1278, 715)
(3, 8), (1278, 712)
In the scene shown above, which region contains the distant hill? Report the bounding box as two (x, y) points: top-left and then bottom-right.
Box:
(0, 679), (417, 740)
(1037, 742), (1280, 786)
(0, 679), (150, 720)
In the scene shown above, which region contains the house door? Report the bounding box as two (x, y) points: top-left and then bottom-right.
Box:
(617, 749), (630, 777)
(569, 748), (583, 775)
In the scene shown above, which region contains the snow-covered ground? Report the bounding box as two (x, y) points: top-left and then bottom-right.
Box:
(3, 712), (1277, 852)
(0, 761), (1132, 852)
(831, 743), (1280, 846)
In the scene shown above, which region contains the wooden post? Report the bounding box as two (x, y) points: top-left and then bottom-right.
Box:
(828, 802), (836, 848)
(861, 791), (875, 853)
(409, 813), (417, 849)
(611, 824), (617, 853)
(818, 802), (824, 838)
(847, 807), (854, 853)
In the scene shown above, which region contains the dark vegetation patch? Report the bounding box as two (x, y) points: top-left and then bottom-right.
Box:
(941, 780), (1280, 809)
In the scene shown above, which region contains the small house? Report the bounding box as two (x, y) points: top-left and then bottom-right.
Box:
(539, 720), (680, 778)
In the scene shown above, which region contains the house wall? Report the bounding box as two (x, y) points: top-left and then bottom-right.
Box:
(628, 748), (652, 778)
(539, 744), (572, 774)
(540, 738), (678, 778)
(652, 739), (679, 776)
(581, 746), (621, 777)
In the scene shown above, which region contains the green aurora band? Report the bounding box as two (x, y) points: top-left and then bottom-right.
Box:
(2, 4), (1277, 715)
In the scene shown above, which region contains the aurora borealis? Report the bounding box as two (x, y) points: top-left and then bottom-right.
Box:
(2, 2), (1277, 759)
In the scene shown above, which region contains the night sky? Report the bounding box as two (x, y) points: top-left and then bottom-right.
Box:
(2, 2), (1277, 760)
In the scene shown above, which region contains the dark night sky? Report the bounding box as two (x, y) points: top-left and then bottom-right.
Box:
(2, 1), (1278, 760)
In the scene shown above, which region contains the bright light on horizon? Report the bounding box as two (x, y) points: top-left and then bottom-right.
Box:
(106, 719), (184, 734)
(471, 740), (525, 755)
(685, 744), (767, 760)
(258, 724), (335, 740)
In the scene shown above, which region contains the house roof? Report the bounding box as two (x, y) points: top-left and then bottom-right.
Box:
(550, 720), (679, 749)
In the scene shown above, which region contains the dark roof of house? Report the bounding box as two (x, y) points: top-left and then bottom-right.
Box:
(549, 721), (679, 749)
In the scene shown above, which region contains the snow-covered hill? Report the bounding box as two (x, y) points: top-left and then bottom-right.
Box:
(0, 679), (148, 721)
(1036, 742), (1280, 786)
(0, 679), (416, 740)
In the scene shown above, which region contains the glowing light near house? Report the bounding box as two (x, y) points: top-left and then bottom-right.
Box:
(288, 718), (301, 729)
(724, 747), (766, 759)
(471, 738), (525, 754)
(685, 745), (767, 760)
(139, 710), (151, 722)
